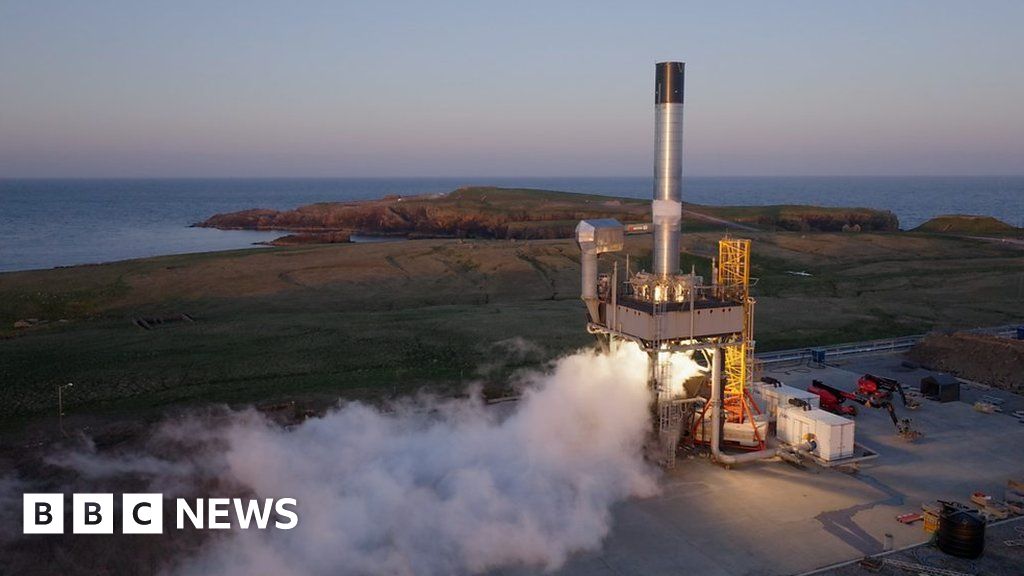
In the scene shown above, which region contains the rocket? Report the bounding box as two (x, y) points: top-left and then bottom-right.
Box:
(653, 62), (684, 278)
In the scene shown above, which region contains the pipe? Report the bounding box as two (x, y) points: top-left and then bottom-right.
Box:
(580, 244), (597, 301)
(791, 439), (817, 454)
(689, 276), (696, 339)
(653, 61), (684, 278)
(718, 440), (777, 465)
(677, 396), (704, 404)
(709, 347), (722, 455)
(709, 346), (778, 465)
(578, 243), (600, 322)
(611, 261), (618, 331)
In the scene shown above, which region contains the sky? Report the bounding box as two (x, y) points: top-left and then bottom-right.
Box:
(1, 1), (1022, 178)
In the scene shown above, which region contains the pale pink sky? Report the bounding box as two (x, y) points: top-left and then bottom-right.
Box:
(1, 1), (1022, 177)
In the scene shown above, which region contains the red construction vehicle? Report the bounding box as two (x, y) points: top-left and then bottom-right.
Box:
(857, 374), (920, 410)
(807, 379), (921, 440)
(807, 380), (859, 416)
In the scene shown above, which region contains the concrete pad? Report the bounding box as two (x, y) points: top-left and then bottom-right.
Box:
(546, 352), (1024, 576)
(816, 516), (1024, 576)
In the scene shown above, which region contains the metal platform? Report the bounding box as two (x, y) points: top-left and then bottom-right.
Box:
(615, 295), (744, 314)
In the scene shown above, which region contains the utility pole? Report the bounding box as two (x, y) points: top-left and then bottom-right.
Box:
(57, 382), (73, 437)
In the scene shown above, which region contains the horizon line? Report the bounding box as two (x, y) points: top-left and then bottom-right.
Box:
(3, 174), (1024, 181)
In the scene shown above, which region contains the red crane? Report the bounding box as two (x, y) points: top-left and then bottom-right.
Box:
(807, 379), (921, 440)
(807, 380), (858, 416)
(857, 374), (920, 410)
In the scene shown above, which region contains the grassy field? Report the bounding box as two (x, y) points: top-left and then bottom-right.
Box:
(2, 216), (1022, 429)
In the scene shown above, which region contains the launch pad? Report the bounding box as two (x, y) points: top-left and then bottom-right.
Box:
(565, 61), (1024, 575)
(538, 353), (1024, 576)
(575, 62), (904, 471)
(577, 62), (768, 467)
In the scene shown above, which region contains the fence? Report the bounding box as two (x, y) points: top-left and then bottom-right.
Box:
(757, 324), (1020, 365)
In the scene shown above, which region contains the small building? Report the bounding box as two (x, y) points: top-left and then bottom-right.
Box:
(920, 374), (960, 403)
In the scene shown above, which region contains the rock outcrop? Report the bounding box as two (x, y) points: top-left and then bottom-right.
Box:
(196, 186), (901, 243)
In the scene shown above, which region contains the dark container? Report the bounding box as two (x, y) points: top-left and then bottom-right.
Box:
(920, 375), (960, 403)
(937, 506), (985, 559)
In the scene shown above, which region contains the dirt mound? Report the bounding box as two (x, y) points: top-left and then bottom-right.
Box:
(913, 214), (1020, 235)
(908, 332), (1024, 392)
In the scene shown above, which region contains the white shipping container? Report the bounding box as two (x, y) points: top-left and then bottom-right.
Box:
(751, 382), (820, 421)
(777, 407), (855, 461)
(776, 406), (806, 445)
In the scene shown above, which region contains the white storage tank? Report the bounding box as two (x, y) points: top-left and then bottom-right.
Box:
(777, 407), (855, 461)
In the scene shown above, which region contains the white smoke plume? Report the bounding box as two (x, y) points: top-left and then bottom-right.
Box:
(51, 343), (705, 575)
(0, 475), (28, 544)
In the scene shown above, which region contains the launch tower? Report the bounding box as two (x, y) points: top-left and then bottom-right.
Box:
(576, 62), (770, 467)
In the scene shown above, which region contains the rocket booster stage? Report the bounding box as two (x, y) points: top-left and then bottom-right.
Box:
(653, 61), (684, 278)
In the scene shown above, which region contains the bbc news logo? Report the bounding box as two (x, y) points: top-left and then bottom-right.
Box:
(24, 493), (298, 534)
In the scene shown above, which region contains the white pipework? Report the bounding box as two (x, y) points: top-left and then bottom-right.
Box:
(575, 219), (624, 321)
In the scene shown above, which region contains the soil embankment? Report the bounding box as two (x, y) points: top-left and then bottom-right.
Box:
(909, 332), (1024, 392)
(913, 214), (1021, 236)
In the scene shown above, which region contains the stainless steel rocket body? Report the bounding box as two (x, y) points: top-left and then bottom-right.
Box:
(652, 62), (684, 278)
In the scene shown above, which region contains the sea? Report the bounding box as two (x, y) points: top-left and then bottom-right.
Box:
(1, 176), (1022, 273)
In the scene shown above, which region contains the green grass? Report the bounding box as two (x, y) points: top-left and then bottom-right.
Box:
(446, 186), (643, 206)
(912, 214), (1021, 236)
(694, 204), (899, 231)
(0, 295), (591, 426)
(3, 227), (1022, 427)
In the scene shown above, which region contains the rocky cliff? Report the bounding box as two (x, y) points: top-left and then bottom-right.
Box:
(196, 186), (900, 242)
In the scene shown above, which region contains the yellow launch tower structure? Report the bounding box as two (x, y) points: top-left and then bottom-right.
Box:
(714, 238), (764, 448)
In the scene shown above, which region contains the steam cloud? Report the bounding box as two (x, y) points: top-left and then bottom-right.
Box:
(51, 343), (704, 575)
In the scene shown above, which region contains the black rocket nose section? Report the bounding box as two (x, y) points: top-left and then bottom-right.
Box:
(655, 61), (685, 104)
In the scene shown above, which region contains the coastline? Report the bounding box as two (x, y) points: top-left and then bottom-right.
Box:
(4, 177), (1023, 273)
(4, 186), (1021, 274)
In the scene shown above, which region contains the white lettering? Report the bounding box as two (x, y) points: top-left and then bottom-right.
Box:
(208, 498), (231, 529)
(233, 498), (273, 529)
(176, 498), (204, 529)
(274, 498), (298, 530)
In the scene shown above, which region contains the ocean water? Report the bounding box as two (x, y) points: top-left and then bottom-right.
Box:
(1, 177), (1021, 273)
